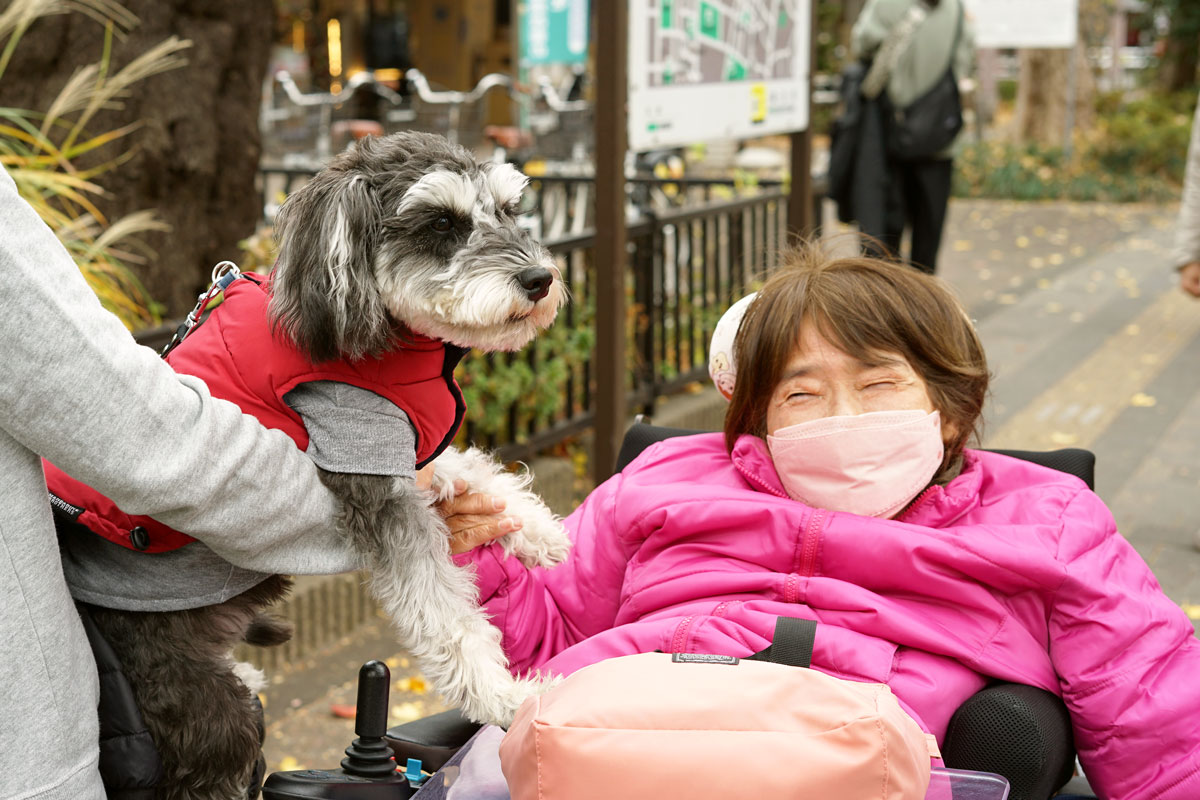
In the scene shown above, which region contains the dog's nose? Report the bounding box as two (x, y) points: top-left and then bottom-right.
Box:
(517, 267), (553, 302)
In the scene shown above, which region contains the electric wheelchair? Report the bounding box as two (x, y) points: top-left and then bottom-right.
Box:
(91, 422), (1101, 800)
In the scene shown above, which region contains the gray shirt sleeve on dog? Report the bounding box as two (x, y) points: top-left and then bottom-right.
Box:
(284, 381), (419, 479)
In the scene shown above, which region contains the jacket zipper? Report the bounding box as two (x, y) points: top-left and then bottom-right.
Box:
(735, 462), (789, 498)
(736, 455), (824, 585)
(798, 508), (826, 578)
(896, 484), (941, 523)
(671, 615), (695, 653)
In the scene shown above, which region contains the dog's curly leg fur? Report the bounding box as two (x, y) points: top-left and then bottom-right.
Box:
(322, 470), (554, 727)
(86, 576), (291, 800)
(429, 447), (572, 568)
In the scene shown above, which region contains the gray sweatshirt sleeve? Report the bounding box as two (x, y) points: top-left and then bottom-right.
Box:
(1174, 93), (1200, 269)
(0, 166), (358, 575)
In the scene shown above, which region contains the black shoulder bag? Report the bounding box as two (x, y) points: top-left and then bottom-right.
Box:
(885, 0), (964, 161)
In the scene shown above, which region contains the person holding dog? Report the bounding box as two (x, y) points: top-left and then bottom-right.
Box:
(1175, 90), (1200, 554)
(454, 249), (1200, 799)
(1177, 89), (1200, 300)
(0, 167), (510, 800)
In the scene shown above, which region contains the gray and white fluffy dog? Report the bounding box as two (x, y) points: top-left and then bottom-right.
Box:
(88, 131), (571, 800)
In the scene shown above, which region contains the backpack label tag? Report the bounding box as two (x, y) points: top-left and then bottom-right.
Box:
(671, 653), (740, 665)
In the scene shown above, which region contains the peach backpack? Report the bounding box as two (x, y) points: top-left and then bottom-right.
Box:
(500, 618), (938, 800)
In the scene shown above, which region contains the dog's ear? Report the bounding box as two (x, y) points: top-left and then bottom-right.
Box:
(269, 170), (391, 363)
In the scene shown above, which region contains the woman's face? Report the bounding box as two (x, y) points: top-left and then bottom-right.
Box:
(765, 321), (937, 437)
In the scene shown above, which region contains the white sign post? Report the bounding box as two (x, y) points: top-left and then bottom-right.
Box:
(961, 0), (1078, 49)
(962, 0), (1080, 155)
(627, 0), (811, 152)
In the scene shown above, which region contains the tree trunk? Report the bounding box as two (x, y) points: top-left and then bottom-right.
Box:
(1160, 31), (1200, 93)
(0, 1), (274, 321)
(1013, 40), (1095, 148)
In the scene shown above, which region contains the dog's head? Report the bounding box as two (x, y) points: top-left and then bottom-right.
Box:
(270, 131), (565, 362)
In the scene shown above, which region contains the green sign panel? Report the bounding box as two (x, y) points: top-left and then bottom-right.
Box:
(519, 0), (590, 66)
(699, 2), (720, 38)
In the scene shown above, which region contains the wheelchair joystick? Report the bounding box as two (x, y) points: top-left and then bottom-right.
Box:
(261, 660), (418, 799)
(341, 660), (397, 778)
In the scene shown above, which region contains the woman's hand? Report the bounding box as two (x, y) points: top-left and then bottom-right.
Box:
(416, 465), (522, 554)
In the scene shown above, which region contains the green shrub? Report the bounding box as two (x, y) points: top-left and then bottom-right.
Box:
(955, 90), (1196, 203)
(1086, 90), (1196, 184)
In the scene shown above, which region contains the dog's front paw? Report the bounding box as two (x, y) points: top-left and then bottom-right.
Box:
(463, 675), (561, 729)
(501, 513), (571, 569)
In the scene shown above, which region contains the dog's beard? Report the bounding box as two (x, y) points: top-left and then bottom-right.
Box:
(376, 255), (566, 352)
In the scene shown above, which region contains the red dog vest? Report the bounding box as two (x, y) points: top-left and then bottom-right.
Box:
(44, 273), (466, 553)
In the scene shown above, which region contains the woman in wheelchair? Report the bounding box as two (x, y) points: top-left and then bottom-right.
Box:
(452, 249), (1200, 800)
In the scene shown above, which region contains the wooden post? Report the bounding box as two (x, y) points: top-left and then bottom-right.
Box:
(787, 0), (818, 242)
(592, 2), (628, 486)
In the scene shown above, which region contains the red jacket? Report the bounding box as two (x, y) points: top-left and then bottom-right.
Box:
(45, 273), (466, 553)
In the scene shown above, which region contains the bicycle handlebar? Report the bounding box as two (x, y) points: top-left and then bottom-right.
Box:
(404, 68), (518, 105)
(274, 70), (406, 107)
(274, 67), (584, 112)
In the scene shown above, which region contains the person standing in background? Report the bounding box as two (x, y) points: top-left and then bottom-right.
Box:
(852, 0), (975, 274)
(1175, 92), (1200, 300)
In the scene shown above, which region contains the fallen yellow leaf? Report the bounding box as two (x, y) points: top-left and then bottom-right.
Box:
(1130, 393), (1157, 408)
(394, 676), (429, 694)
(391, 702), (426, 723)
(1182, 604), (1200, 620)
(1050, 432), (1079, 445)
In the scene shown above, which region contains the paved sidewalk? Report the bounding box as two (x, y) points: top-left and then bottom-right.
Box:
(939, 200), (1200, 624)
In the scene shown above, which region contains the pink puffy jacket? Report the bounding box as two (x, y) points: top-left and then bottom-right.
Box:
(459, 433), (1200, 799)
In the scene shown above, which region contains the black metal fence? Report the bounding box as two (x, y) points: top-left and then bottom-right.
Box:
(480, 186), (790, 463)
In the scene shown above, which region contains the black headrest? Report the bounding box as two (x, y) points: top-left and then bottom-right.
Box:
(616, 422), (1096, 490)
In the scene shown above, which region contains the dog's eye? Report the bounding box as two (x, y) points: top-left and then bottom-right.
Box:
(431, 215), (454, 233)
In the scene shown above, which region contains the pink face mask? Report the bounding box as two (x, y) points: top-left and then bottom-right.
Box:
(766, 410), (944, 518)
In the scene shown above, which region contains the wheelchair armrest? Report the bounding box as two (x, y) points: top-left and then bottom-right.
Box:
(942, 682), (1076, 800)
(385, 708), (482, 773)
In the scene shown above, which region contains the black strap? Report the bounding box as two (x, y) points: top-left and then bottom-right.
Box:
(748, 617), (817, 668)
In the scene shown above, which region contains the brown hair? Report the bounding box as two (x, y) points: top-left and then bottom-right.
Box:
(724, 247), (989, 468)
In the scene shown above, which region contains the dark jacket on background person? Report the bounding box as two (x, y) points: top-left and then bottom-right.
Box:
(828, 62), (890, 241)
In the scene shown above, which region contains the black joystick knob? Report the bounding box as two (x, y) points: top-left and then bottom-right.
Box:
(262, 660), (415, 799)
(340, 660), (397, 779)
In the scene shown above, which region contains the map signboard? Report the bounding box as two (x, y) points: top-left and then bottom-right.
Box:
(628, 0), (810, 152)
(962, 0), (1078, 49)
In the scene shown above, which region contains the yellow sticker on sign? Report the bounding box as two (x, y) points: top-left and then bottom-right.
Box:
(750, 83), (767, 123)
